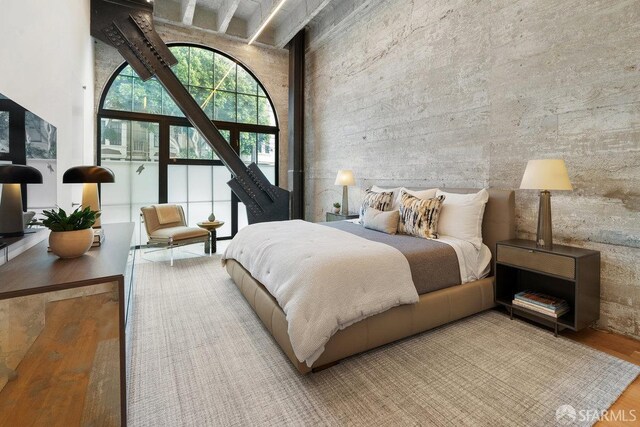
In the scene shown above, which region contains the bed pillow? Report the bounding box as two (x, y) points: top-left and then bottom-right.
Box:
(359, 188), (394, 221)
(435, 188), (489, 249)
(371, 185), (437, 209)
(371, 185), (402, 209)
(363, 208), (400, 234)
(401, 187), (438, 200)
(398, 190), (445, 239)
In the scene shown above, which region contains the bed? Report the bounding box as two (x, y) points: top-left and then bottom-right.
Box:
(223, 188), (515, 374)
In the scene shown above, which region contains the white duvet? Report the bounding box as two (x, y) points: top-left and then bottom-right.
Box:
(222, 220), (419, 367)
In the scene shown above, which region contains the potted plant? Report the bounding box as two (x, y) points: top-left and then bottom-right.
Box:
(333, 202), (341, 214)
(41, 206), (100, 259)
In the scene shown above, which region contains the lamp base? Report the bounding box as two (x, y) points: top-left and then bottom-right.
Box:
(82, 183), (102, 228)
(536, 190), (553, 249)
(341, 186), (349, 216)
(0, 184), (25, 237)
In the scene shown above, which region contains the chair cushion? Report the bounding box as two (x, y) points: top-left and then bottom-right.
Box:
(150, 226), (209, 241)
(154, 204), (182, 225)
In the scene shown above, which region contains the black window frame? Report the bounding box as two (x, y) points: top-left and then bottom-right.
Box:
(97, 43), (279, 239)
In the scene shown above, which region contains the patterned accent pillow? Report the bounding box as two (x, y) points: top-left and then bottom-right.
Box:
(360, 189), (394, 220)
(398, 190), (445, 239)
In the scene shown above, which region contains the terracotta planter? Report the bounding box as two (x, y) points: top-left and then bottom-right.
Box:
(333, 208), (340, 214)
(49, 229), (94, 259)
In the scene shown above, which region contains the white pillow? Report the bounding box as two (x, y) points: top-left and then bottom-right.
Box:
(435, 189), (489, 249)
(401, 187), (437, 200)
(363, 208), (400, 234)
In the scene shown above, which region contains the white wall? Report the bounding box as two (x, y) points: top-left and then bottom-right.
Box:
(0, 0), (95, 209)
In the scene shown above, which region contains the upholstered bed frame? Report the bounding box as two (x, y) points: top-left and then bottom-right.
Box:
(225, 188), (515, 374)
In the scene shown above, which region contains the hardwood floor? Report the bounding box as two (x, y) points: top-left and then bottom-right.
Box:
(0, 292), (120, 427)
(1, 286), (637, 426)
(562, 327), (640, 426)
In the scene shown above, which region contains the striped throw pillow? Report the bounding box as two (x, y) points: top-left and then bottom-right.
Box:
(398, 190), (445, 239)
(360, 189), (394, 220)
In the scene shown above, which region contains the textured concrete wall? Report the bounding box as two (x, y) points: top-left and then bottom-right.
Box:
(94, 21), (289, 187)
(305, 0), (640, 338)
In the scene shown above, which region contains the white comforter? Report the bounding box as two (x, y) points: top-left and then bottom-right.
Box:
(222, 220), (419, 366)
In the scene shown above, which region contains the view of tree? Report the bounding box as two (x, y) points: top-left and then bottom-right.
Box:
(102, 46), (276, 128)
(100, 45), (277, 168)
(169, 125), (231, 160)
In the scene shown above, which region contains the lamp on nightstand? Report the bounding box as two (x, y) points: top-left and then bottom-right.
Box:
(334, 169), (355, 216)
(63, 166), (115, 228)
(0, 164), (43, 237)
(520, 159), (573, 249)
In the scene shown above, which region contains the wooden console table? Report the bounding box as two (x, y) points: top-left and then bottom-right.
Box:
(0, 222), (135, 426)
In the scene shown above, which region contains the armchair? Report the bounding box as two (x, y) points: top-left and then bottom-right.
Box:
(140, 204), (209, 266)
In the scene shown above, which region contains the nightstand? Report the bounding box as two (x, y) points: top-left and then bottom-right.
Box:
(495, 239), (600, 336)
(325, 212), (359, 222)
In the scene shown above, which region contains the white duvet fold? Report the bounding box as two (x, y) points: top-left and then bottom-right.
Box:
(222, 220), (419, 367)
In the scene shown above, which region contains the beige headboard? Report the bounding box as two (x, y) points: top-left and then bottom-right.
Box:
(436, 188), (516, 273)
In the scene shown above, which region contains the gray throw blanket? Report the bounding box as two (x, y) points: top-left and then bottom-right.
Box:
(324, 221), (461, 294)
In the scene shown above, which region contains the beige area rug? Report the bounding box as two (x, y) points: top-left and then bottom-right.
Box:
(128, 256), (639, 427)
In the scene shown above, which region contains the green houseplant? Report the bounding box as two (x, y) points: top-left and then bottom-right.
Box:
(332, 202), (341, 214)
(42, 206), (100, 258)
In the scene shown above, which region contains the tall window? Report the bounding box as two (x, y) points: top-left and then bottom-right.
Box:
(98, 45), (278, 244)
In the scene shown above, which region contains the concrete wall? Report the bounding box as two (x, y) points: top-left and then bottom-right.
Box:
(94, 21), (289, 187)
(305, 0), (640, 338)
(0, 0), (95, 209)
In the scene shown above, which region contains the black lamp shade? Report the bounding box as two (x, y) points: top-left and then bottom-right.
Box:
(63, 166), (115, 183)
(0, 164), (43, 184)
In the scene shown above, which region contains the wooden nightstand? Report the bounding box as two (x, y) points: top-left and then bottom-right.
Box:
(325, 212), (359, 222)
(495, 239), (600, 336)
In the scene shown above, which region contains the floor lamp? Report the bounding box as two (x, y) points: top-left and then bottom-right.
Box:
(520, 159), (573, 249)
(63, 166), (115, 228)
(0, 165), (43, 237)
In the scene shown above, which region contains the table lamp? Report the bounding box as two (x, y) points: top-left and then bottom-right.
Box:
(520, 159), (573, 249)
(0, 164), (43, 237)
(63, 166), (115, 228)
(334, 169), (355, 215)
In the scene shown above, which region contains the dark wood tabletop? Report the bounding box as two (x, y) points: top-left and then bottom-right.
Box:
(0, 223), (134, 300)
(497, 238), (599, 258)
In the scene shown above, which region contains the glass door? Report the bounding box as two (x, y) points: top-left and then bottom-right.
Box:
(167, 125), (233, 238)
(99, 118), (159, 245)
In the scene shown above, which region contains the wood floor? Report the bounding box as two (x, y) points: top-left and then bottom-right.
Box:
(562, 327), (640, 426)
(0, 292), (120, 427)
(1, 290), (637, 426)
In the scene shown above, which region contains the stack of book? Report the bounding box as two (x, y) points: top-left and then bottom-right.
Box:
(512, 291), (569, 318)
(92, 228), (105, 247)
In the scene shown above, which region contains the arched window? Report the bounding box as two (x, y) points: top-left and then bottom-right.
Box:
(97, 44), (278, 243)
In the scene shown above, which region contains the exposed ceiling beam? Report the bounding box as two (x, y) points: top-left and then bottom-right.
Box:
(181, 0), (198, 25)
(274, 0), (332, 48)
(217, 0), (241, 33)
(247, 0), (283, 44)
(307, 0), (373, 51)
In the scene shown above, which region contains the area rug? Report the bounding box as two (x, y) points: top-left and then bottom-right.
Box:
(128, 256), (639, 426)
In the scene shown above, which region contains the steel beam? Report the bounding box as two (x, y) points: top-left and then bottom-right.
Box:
(91, 0), (290, 224)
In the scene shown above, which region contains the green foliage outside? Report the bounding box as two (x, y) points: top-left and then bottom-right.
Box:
(101, 45), (276, 164)
(102, 46), (275, 127)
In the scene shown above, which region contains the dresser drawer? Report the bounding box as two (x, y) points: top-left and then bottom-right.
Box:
(497, 245), (575, 279)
